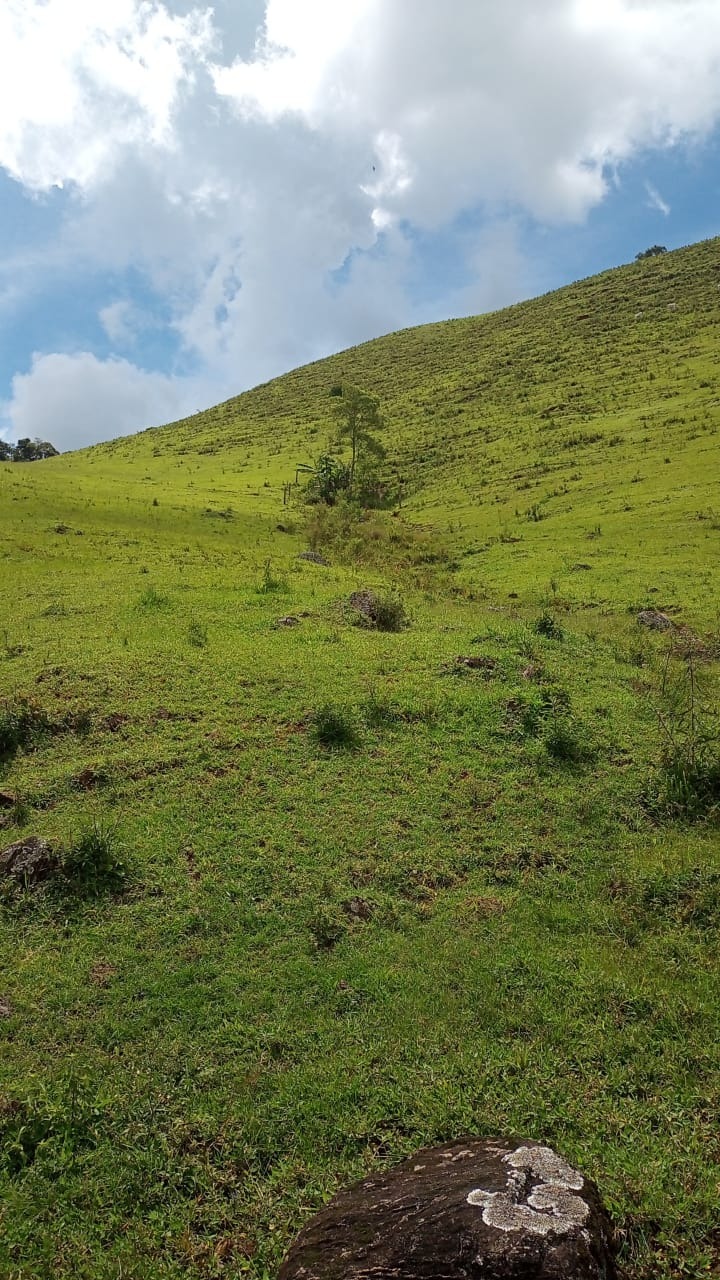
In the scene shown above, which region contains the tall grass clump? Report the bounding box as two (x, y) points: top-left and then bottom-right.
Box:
(61, 822), (128, 895)
(646, 654), (720, 820)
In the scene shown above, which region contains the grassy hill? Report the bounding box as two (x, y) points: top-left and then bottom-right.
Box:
(0, 239), (719, 1279)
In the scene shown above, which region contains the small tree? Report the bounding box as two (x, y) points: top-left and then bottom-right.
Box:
(0, 441), (14, 462)
(332, 384), (385, 488)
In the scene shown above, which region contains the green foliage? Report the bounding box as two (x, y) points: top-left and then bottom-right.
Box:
(9, 438), (60, 462)
(635, 245), (667, 260)
(256, 558), (287, 593)
(0, 699), (51, 759)
(533, 611), (564, 640)
(305, 453), (351, 505)
(332, 383), (385, 488)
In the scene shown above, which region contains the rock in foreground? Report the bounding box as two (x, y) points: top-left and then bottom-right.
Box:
(279, 1138), (616, 1280)
(0, 836), (57, 884)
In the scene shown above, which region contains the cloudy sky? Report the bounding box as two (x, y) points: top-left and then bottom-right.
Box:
(1, 0), (720, 451)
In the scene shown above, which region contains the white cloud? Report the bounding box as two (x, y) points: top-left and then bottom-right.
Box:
(0, 0), (213, 191)
(645, 180), (671, 216)
(3, 353), (191, 451)
(3, 1), (720, 447)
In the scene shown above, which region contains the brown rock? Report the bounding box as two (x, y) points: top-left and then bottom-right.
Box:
(0, 790), (17, 809)
(0, 998), (11, 1019)
(0, 836), (57, 884)
(279, 1138), (616, 1280)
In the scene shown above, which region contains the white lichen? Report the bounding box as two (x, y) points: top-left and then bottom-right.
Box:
(466, 1145), (589, 1237)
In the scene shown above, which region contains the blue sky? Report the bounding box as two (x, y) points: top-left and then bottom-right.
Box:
(1, 0), (720, 451)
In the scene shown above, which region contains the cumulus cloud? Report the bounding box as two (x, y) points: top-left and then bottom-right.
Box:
(3, 353), (191, 451)
(2, 0), (720, 447)
(0, 0), (213, 192)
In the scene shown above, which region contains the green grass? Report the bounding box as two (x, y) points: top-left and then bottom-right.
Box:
(0, 240), (719, 1278)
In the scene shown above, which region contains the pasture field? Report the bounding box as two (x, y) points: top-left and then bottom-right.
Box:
(0, 239), (719, 1278)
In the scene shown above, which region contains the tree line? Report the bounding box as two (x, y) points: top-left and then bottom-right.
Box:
(0, 437), (60, 462)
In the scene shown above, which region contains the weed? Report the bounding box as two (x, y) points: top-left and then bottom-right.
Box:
(307, 904), (347, 951)
(138, 586), (169, 610)
(533, 611), (564, 640)
(350, 588), (410, 632)
(0, 1074), (104, 1176)
(361, 690), (404, 728)
(311, 704), (360, 750)
(1, 629), (25, 658)
(187, 621), (208, 648)
(0, 699), (51, 759)
(543, 716), (591, 764)
(61, 822), (128, 895)
(257, 558), (287, 594)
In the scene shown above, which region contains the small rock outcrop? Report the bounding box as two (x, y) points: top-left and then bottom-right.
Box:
(279, 1138), (616, 1280)
(0, 836), (57, 885)
(637, 609), (675, 631)
(348, 589), (378, 620)
(298, 550), (330, 566)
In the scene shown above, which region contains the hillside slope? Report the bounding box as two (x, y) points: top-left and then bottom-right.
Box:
(15, 235), (720, 624)
(0, 241), (719, 1280)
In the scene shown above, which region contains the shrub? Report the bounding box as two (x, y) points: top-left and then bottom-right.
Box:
(350, 589), (409, 632)
(533, 612), (564, 640)
(311, 704), (360, 750)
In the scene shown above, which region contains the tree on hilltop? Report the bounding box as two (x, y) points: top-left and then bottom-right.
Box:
(636, 245), (668, 261)
(13, 437), (60, 461)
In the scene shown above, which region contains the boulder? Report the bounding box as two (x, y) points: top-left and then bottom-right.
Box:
(348, 589), (378, 620)
(279, 1138), (616, 1280)
(298, 550), (330, 567)
(637, 609), (675, 631)
(0, 836), (57, 885)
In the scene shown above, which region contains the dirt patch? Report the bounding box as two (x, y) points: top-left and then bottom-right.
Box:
(90, 963), (117, 988)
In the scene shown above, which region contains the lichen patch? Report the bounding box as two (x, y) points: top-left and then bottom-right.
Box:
(467, 1144), (589, 1237)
